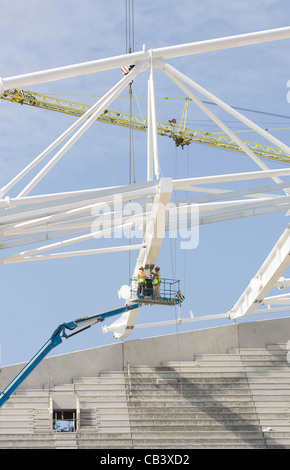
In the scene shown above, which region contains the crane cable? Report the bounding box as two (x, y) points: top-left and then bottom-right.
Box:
(125, 0), (135, 185)
(125, 0), (135, 281)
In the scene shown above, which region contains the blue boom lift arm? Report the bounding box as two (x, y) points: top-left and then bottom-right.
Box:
(0, 303), (139, 408)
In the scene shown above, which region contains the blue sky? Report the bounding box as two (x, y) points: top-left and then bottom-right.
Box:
(1, 0), (290, 367)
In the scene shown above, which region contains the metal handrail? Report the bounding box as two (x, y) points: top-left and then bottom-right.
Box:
(130, 277), (181, 300)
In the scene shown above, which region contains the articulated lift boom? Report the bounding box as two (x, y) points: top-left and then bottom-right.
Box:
(0, 303), (139, 408)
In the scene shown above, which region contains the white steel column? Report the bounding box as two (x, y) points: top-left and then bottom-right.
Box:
(147, 77), (154, 181)
(148, 61), (160, 179)
(105, 177), (173, 339)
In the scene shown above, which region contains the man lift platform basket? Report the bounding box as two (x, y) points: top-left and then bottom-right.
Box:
(130, 276), (185, 306)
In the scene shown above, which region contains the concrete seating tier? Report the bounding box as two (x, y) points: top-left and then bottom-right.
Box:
(0, 343), (289, 448)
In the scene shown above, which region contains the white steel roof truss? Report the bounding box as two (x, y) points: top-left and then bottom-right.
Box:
(1, 26), (290, 336)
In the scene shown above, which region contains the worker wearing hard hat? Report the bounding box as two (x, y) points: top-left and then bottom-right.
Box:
(152, 266), (161, 298)
(137, 266), (146, 296)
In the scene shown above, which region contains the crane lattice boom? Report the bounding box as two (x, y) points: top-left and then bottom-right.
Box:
(2, 88), (289, 164)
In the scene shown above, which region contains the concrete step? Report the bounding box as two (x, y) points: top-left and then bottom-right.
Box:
(130, 384), (254, 396)
(129, 411), (260, 420)
(95, 426), (131, 433)
(77, 396), (127, 403)
(132, 366), (246, 373)
(76, 437), (133, 448)
(246, 371), (290, 378)
(0, 410), (33, 418)
(267, 344), (288, 350)
(129, 394), (255, 403)
(73, 377), (127, 385)
(51, 385), (74, 392)
(95, 419), (131, 427)
(79, 402), (128, 409)
(73, 390), (127, 397)
(131, 435), (266, 445)
(129, 380), (249, 392)
(129, 402), (257, 410)
(161, 361), (199, 366)
(14, 390), (50, 397)
(130, 377), (249, 384)
(2, 403), (49, 410)
(4, 396), (49, 403)
(134, 443), (266, 449)
(253, 400), (290, 410)
(238, 348), (287, 356)
(99, 372), (126, 378)
(243, 363), (290, 369)
(130, 422), (262, 430)
(89, 408), (129, 415)
(248, 377), (290, 384)
(266, 439), (290, 448)
(195, 355), (244, 362)
(130, 372), (248, 378)
(249, 387), (290, 394)
(133, 430), (264, 438)
(55, 433), (78, 449)
(74, 384), (127, 391)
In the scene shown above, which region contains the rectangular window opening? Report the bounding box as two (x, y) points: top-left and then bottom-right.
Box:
(53, 409), (76, 432)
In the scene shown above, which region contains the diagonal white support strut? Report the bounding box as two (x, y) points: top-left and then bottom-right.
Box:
(229, 223), (290, 319)
(161, 62), (290, 193)
(16, 62), (147, 198)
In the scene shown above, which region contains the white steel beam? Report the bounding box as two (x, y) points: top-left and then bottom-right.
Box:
(0, 243), (144, 264)
(173, 167), (290, 188)
(1, 27), (290, 91)
(174, 185), (281, 200)
(171, 196), (290, 217)
(0, 220), (138, 264)
(261, 293), (290, 305)
(176, 181), (290, 205)
(0, 180), (157, 226)
(0, 186), (122, 208)
(229, 223), (290, 319)
(167, 200), (290, 229)
(104, 305), (290, 334)
(103, 311), (230, 334)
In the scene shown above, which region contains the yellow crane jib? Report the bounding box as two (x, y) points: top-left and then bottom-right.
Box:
(1, 88), (290, 164)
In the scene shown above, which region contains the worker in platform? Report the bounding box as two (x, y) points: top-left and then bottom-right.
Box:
(137, 266), (146, 296)
(152, 266), (161, 298)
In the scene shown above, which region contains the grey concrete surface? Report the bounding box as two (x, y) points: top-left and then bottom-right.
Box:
(1, 316), (290, 391)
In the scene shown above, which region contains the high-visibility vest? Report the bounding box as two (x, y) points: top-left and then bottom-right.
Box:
(137, 270), (145, 283)
(153, 272), (161, 285)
